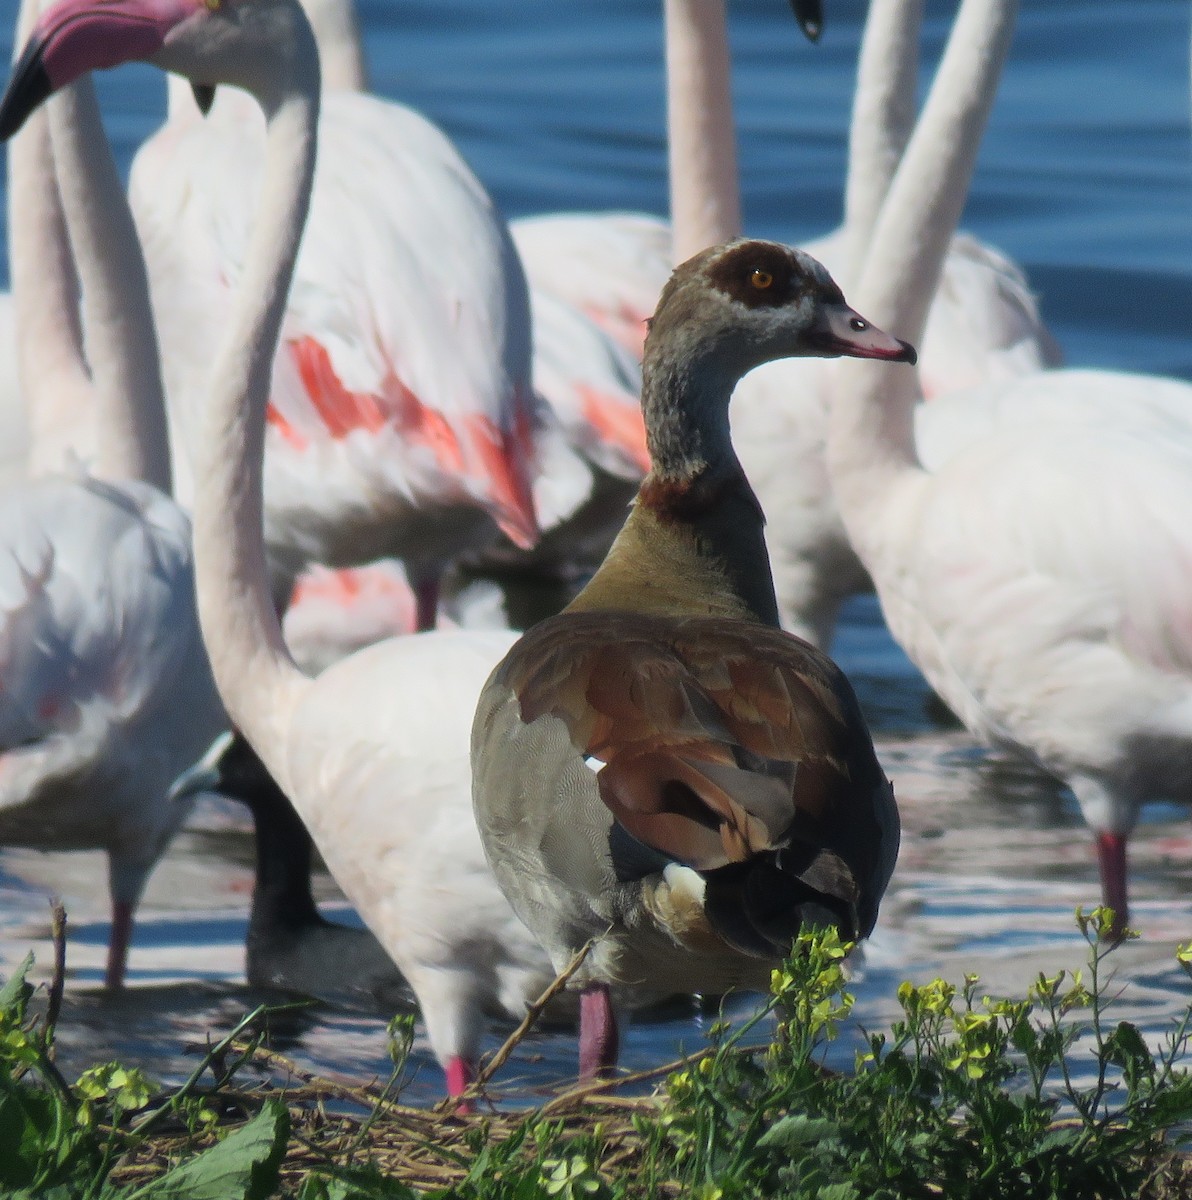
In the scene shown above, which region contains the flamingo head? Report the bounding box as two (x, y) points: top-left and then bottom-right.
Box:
(0, 0), (317, 140)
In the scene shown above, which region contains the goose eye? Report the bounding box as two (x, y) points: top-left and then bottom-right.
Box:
(750, 269), (774, 290)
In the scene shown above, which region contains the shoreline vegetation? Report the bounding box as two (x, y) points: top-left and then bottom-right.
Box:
(2, 908), (1190, 1199)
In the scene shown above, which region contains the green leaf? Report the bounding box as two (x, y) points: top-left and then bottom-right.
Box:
(0, 954), (34, 1016)
(817, 1185), (859, 1200)
(1033, 1124), (1086, 1156)
(756, 1113), (840, 1152)
(296, 1173), (418, 1200)
(0, 1082), (82, 1188)
(138, 1099), (289, 1200)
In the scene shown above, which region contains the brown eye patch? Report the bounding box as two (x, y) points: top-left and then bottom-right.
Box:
(705, 241), (809, 310)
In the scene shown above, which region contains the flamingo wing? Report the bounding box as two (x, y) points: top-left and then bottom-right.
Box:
(131, 90), (542, 565)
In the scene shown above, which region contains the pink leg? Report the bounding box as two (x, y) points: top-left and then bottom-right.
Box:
(578, 982), (619, 1080)
(1096, 831), (1130, 940)
(105, 899), (134, 990)
(413, 576), (440, 633)
(445, 1055), (475, 1114)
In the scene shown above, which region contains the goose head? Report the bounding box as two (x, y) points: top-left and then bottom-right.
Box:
(642, 240), (915, 476)
(0, 0), (318, 139)
(648, 239), (915, 381)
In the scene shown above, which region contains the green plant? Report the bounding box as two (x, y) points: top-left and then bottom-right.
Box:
(3, 907), (1190, 1199)
(647, 910), (1192, 1199)
(0, 950), (292, 1200)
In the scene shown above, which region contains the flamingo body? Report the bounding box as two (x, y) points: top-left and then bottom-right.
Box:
(0, 476), (222, 955)
(510, 212), (673, 363)
(130, 87), (543, 587)
(867, 407), (1192, 856)
(279, 628), (564, 1066)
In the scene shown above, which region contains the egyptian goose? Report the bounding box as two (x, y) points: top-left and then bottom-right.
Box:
(471, 239), (910, 1077)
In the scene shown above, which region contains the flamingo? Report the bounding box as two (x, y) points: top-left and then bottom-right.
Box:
(126, 18), (588, 630)
(249, 0), (646, 631)
(730, 0), (1059, 646)
(0, 9), (224, 989)
(171, 731), (408, 1007)
(0, 0), (580, 1100)
(827, 0), (1192, 934)
(297, 0), (367, 91)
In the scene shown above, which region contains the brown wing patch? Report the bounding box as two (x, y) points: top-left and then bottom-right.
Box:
(499, 611), (870, 873)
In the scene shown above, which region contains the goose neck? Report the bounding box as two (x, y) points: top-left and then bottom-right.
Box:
(572, 338), (779, 625)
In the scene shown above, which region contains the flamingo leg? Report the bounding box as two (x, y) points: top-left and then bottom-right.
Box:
(1096, 830), (1130, 941)
(413, 576), (440, 633)
(445, 1055), (476, 1114)
(578, 982), (619, 1079)
(105, 898), (134, 989)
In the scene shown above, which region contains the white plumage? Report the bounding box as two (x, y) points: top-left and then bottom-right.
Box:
(0, 478), (221, 952)
(130, 82), (552, 604)
(827, 0), (1192, 931)
(0, 39), (224, 987)
(11, 0), (569, 1097)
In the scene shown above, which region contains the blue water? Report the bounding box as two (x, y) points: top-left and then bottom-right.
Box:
(0, 0), (1190, 1105)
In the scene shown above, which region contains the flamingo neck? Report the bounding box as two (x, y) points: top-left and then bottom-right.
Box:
(829, 0), (1018, 566)
(840, 0), (926, 290)
(192, 77), (319, 794)
(857, 0), (1018, 353)
(665, 0), (741, 262)
(299, 0), (368, 92)
(165, 73), (203, 122)
(8, 0), (90, 475)
(47, 78), (172, 493)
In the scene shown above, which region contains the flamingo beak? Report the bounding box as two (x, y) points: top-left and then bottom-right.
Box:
(810, 302), (918, 364)
(169, 730), (235, 803)
(0, 0), (195, 139)
(788, 0), (823, 43)
(0, 36), (52, 138)
(192, 81), (216, 114)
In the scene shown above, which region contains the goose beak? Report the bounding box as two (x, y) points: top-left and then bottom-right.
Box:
(789, 0), (823, 43)
(0, 0), (193, 139)
(169, 730), (235, 804)
(809, 302), (918, 364)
